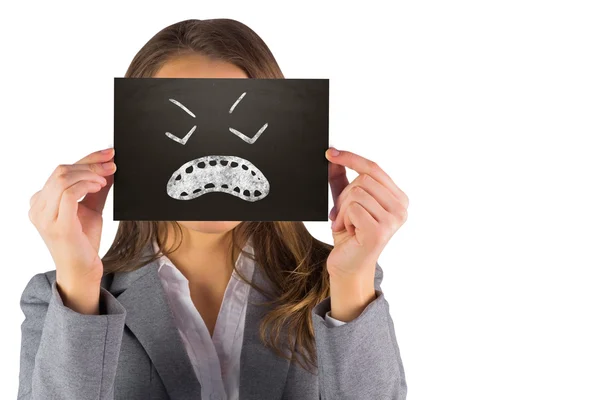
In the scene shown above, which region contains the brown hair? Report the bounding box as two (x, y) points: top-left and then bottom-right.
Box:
(102, 19), (332, 374)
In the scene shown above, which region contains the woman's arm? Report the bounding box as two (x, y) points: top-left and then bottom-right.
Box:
(19, 148), (125, 399)
(310, 148), (409, 399)
(311, 263), (407, 400)
(17, 272), (127, 400)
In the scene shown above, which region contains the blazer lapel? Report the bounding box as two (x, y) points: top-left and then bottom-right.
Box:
(110, 253), (203, 400)
(239, 261), (292, 400)
(108, 243), (292, 400)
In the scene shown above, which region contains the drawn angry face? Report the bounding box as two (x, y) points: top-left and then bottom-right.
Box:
(114, 77), (329, 222)
(164, 92), (270, 202)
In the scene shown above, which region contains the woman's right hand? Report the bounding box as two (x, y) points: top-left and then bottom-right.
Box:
(28, 148), (116, 314)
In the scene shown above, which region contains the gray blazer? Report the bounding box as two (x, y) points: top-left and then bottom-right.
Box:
(17, 244), (407, 400)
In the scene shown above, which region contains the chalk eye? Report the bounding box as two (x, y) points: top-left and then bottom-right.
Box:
(165, 98), (197, 145)
(228, 91), (268, 145)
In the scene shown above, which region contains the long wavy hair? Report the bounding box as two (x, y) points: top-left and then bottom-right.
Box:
(101, 18), (332, 374)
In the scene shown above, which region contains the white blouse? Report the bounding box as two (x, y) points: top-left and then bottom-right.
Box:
(153, 239), (346, 400)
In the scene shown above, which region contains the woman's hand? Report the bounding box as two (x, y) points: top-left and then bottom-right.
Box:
(325, 147), (409, 321)
(326, 147), (409, 281)
(28, 148), (116, 314)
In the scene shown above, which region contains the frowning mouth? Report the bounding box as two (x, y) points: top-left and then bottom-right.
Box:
(166, 155), (270, 202)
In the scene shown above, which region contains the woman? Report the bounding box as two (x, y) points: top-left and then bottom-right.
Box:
(18, 19), (408, 400)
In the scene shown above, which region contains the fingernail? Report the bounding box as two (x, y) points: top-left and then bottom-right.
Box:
(328, 147), (340, 156)
(101, 148), (113, 154)
(102, 161), (115, 170)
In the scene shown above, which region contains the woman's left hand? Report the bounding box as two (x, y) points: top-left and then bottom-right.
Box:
(326, 147), (409, 281)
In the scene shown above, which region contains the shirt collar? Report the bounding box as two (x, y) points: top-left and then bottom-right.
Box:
(151, 236), (255, 282)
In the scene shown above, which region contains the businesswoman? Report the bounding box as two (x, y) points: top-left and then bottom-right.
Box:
(18, 19), (408, 400)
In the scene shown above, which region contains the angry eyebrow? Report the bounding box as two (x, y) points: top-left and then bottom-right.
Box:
(229, 92), (247, 114)
(169, 98), (196, 118)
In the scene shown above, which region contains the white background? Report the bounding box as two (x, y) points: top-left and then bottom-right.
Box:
(1, 1), (599, 399)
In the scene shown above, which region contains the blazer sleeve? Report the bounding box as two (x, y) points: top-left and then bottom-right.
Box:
(311, 263), (407, 400)
(17, 272), (127, 400)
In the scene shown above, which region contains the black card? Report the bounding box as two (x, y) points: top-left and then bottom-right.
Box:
(113, 78), (329, 221)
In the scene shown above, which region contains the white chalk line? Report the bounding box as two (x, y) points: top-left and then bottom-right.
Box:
(229, 92), (247, 114)
(165, 125), (197, 145)
(228, 122), (268, 144)
(169, 98), (196, 118)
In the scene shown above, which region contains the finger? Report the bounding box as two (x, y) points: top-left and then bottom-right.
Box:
(57, 180), (104, 226)
(326, 148), (408, 205)
(329, 206), (337, 221)
(74, 147), (114, 164)
(335, 174), (404, 220)
(340, 202), (355, 237)
(28, 191), (47, 226)
(43, 161), (116, 190)
(327, 148), (350, 215)
(346, 202), (377, 245)
(331, 181), (358, 229)
(28, 190), (47, 225)
(346, 202), (378, 246)
(29, 190), (42, 208)
(44, 171), (108, 222)
(46, 170), (107, 193)
(80, 171), (114, 213)
(332, 185), (388, 232)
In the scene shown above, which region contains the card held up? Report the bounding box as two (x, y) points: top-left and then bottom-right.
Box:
(113, 78), (329, 221)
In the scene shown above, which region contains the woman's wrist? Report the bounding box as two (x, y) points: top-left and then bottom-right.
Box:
(328, 269), (377, 322)
(56, 277), (101, 315)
